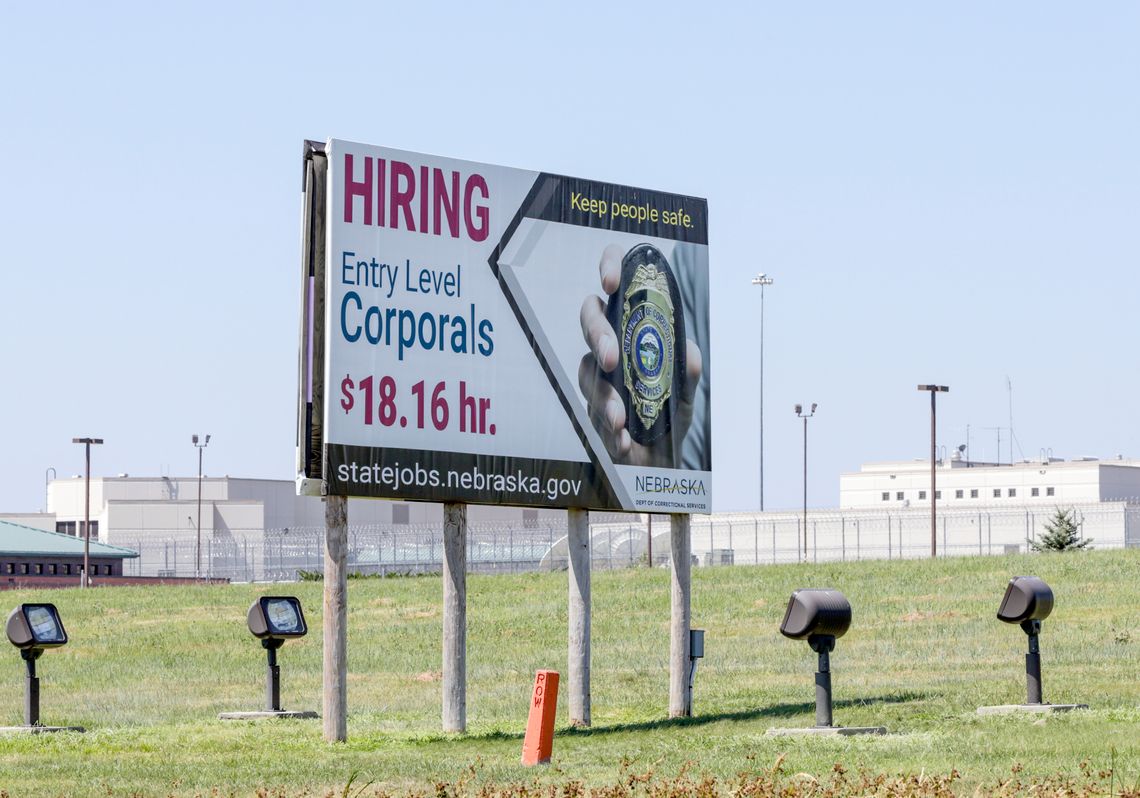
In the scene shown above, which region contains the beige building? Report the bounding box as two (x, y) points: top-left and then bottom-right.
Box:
(41, 476), (575, 546)
(840, 455), (1140, 510)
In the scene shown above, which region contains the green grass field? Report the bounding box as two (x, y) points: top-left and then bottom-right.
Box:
(0, 549), (1137, 797)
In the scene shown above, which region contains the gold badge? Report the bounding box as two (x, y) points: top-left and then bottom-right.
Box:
(609, 244), (684, 445)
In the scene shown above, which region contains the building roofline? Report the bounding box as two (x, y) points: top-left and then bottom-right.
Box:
(0, 520), (139, 559)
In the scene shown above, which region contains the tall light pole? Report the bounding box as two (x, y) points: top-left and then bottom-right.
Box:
(193, 433), (211, 579)
(917, 385), (949, 558)
(794, 403), (817, 561)
(752, 274), (773, 511)
(71, 437), (103, 587)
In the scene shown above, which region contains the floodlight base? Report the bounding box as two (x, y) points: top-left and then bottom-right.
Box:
(218, 710), (319, 720)
(976, 703), (1088, 716)
(766, 725), (886, 736)
(0, 725), (86, 734)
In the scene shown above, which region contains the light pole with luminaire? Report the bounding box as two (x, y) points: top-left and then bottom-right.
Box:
(71, 437), (103, 587)
(751, 274), (773, 511)
(794, 403), (816, 561)
(193, 434), (211, 579)
(917, 385), (949, 558)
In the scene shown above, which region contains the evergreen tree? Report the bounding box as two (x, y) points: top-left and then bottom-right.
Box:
(1030, 507), (1093, 552)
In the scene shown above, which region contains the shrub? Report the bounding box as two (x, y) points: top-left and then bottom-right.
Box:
(1030, 507), (1093, 552)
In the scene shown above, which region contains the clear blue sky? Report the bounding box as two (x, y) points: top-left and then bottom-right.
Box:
(2, 2), (1137, 513)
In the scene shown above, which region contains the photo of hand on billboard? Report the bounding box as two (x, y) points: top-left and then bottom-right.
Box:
(578, 243), (703, 469)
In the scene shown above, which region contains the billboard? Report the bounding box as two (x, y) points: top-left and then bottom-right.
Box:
(298, 139), (711, 513)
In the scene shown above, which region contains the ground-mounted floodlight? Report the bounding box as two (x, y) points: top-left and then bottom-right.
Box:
(686, 628), (705, 716)
(767, 589), (884, 736)
(1, 604), (84, 733)
(977, 576), (1088, 715)
(218, 597), (318, 720)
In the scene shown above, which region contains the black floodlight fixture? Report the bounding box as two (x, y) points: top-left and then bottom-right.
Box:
(780, 589), (852, 727)
(996, 576), (1054, 704)
(247, 597), (307, 712)
(6, 604), (70, 728)
(7, 604), (68, 651)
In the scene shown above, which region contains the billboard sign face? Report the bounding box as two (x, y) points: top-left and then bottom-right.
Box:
(298, 139), (711, 512)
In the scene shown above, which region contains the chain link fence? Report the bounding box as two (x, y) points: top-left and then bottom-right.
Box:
(114, 500), (1140, 582)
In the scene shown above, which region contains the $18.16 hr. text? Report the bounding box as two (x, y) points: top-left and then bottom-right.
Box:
(339, 375), (495, 435)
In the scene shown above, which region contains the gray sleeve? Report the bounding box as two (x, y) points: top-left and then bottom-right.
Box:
(671, 243), (711, 471)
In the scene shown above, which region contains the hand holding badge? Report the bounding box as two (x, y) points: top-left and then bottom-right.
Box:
(578, 243), (703, 468)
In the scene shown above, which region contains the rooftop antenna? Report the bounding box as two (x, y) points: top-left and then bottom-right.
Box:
(981, 426), (1003, 465)
(1007, 377), (1015, 464)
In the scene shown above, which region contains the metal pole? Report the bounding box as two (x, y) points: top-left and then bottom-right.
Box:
(84, 442), (91, 587)
(265, 641), (282, 712)
(72, 437), (103, 587)
(1024, 621), (1043, 704)
(931, 390), (937, 557)
(803, 415), (808, 560)
(197, 446), (203, 580)
(812, 639), (834, 727)
(918, 386), (948, 558)
(23, 651), (40, 727)
(44, 467), (55, 516)
(753, 274), (773, 511)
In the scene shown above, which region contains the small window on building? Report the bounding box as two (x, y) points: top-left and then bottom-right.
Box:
(55, 521), (76, 536)
(392, 504), (410, 525)
(20, 563), (29, 575)
(971, 489), (979, 498)
(80, 520), (99, 540)
(1008, 488), (1016, 498)
(522, 509), (538, 528)
(1047, 487), (1055, 496)
(5, 563), (13, 575)
(49, 564), (58, 575)
(1031, 487), (1039, 497)
(881, 492), (889, 501)
(955, 489), (964, 499)
(63, 564), (71, 575)
(993, 488), (1001, 498)
(896, 491), (904, 501)
(34, 564), (43, 575)
(918, 490), (926, 500)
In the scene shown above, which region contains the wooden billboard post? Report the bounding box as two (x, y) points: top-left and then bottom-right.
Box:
(567, 507), (591, 726)
(442, 502), (467, 732)
(323, 494), (348, 742)
(669, 513), (692, 718)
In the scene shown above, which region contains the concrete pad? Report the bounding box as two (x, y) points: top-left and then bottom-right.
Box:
(766, 725), (886, 736)
(976, 703), (1088, 716)
(218, 710), (319, 720)
(0, 725), (86, 734)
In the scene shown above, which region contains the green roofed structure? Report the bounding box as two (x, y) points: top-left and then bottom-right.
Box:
(0, 519), (137, 584)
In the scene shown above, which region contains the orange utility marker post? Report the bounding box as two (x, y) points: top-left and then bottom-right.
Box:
(521, 670), (559, 766)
